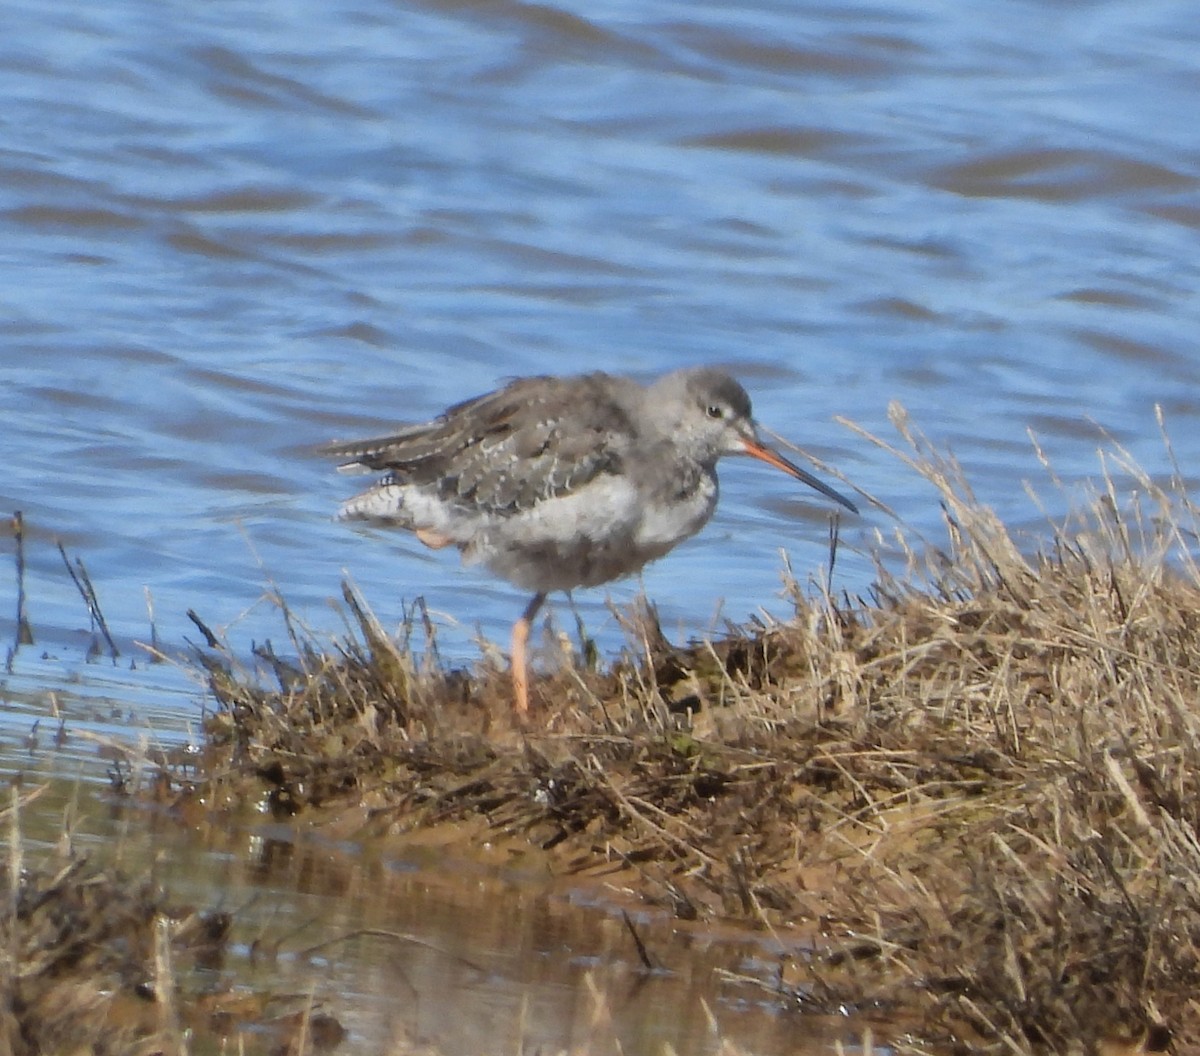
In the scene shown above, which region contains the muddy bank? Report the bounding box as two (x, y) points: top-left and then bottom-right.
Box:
(5, 414), (1195, 1055)
(168, 415), (1196, 1055)
(0, 793), (345, 1056)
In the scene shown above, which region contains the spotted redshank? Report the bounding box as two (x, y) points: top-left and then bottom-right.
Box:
(326, 368), (856, 716)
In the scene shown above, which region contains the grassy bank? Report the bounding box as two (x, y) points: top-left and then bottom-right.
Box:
(7, 407), (1196, 1055)
(184, 409), (1196, 1054)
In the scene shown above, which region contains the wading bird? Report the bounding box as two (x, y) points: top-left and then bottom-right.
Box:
(326, 368), (856, 716)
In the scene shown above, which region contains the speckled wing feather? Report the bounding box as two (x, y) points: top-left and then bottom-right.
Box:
(325, 374), (637, 516)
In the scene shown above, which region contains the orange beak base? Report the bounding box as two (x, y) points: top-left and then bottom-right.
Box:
(741, 436), (858, 514)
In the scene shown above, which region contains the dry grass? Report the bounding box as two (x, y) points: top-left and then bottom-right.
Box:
(179, 406), (1200, 1055)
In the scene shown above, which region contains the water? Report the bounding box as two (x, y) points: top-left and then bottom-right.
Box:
(3, 0), (1199, 660)
(1, 676), (831, 1054)
(1, 0), (1198, 1050)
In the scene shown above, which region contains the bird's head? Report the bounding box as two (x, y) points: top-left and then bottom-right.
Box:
(650, 368), (858, 514)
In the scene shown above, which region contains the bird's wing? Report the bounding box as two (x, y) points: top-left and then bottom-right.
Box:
(324, 374), (636, 515)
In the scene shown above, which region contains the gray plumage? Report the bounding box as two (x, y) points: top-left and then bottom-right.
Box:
(325, 367), (856, 715)
(326, 367), (855, 595)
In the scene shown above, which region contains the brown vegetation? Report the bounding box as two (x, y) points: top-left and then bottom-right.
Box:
(0, 803), (346, 1056)
(184, 409), (1200, 1054)
(15, 408), (1197, 1055)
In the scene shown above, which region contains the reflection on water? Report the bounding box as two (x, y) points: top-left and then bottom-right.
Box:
(182, 829), (820, 1056)
(0, 617), (842, 1053)
(9, 758), (844, 1056)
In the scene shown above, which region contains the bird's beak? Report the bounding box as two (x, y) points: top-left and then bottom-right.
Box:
(741, 433), (859, 514)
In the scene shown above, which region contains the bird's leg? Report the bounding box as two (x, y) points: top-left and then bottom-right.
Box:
(415, 527), (453, 550)
(511, 592), (547, 716)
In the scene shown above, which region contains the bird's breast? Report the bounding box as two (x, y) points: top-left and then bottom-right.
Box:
(632, 471), (718, 551)
(467, 469), (717, 593)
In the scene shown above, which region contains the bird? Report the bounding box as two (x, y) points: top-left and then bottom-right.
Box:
(325, 367), (857, 717)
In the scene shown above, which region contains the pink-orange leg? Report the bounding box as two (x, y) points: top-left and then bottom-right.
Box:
(511, 592), (547, 717)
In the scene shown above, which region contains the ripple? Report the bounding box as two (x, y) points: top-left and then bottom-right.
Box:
(929, 148), (1192, 201)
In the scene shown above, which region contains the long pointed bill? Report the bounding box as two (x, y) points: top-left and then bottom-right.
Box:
(741, 436), (859, 514)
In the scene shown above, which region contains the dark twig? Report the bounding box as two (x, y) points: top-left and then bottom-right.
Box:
(621, 909), (657, 972)
(57, 541), (118, 661)
(12, 511), (33, 649)
(186, 609), (222, 650)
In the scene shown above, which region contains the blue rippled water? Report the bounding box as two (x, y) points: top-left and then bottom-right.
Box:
(1, 0), (1197, 691)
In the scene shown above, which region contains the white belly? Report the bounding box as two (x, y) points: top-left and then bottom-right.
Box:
(472, 473), (718, 593)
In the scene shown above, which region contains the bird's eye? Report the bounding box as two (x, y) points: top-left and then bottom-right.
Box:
(706, 404), (724, 420)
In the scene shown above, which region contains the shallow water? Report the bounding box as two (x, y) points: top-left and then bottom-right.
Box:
(7, 749), (845, 1056)
(2, 0), (1199, 1050)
